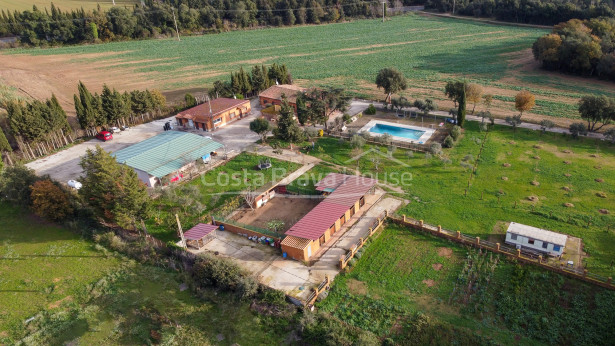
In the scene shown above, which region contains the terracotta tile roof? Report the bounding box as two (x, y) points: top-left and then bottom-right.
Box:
(280, 235), (312, 249)
(184, 223), (218, 240)
(258, 84), (306, 104)
(284, 174), (377, 240)
(176, 98), (249, 122)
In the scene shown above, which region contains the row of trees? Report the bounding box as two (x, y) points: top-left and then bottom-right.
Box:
(426, 0), (614, 26)
(533, 17), (615, 80)
(0, 0), (378, 47)
(4, 94), (73, 161)
(208, 63), (291, 99)
(74, 82), (166, 136)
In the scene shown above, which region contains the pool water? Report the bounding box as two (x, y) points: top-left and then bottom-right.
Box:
(368, 123), (426, 140)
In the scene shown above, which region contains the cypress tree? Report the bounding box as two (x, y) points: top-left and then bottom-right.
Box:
(457, 83), (467, 128)
(273, 94), (303, 144)
(0, 126), (12, 153)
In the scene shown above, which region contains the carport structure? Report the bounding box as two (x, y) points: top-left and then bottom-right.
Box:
(183, 223), (218, 249)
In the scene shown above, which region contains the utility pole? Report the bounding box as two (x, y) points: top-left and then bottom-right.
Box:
(381, 1), (386, 22)
(452, 0), (456, 15)
(175, 214), (186, 249)
(171, 7), (181, 41)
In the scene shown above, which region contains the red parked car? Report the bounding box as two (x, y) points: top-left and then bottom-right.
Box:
(96, 131), (113, 141)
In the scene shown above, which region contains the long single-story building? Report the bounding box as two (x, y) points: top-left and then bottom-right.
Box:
(113, 131), (223, 187)
(505, 222), (567, 256)
(176, 98), (251, 131)
(258, 84), (306, 113)
(281, 173), (377, 262)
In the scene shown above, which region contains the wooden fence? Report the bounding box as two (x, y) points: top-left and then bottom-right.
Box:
(389, 215), (615, 290)
(304, 275), (331, 308)
(339, 210), (388, 269)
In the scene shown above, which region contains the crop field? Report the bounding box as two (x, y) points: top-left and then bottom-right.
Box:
(305, 120), (615, 276)
(0, 203), (122, 343)
(4, 14), (614, 125)
(147, 152), (301, 242)
(320, 223), (615, 344)
(0, 0), (137, 11)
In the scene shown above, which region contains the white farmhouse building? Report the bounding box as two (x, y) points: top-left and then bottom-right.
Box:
(505, 222), (567, 256)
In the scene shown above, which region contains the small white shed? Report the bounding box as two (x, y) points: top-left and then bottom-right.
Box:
(505, 222), (567, 256)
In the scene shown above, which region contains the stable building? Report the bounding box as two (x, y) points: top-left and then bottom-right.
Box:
(505, 222), (567, 256)
(176, 98), (251, 131)
(258, 84), (306, 113)
(113, 131), (223, 187)
(281, 173), (376, 262)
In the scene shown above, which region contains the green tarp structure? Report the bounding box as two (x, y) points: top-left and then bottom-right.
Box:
(113, 131), (223, 178)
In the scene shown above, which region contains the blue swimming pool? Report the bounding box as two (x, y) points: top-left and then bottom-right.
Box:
(369, 123), (426, 140)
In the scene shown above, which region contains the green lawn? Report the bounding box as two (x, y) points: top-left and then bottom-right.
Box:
(147, 152), (301, 242)
(320, 223), (615, 344)
(0, 203), (123, 343)
(308, 124), (615, 276)
(285, 163), (341, 195)
(8, 14), (613, 119)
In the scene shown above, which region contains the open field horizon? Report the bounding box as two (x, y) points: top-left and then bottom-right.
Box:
(2, 14), (614, 128)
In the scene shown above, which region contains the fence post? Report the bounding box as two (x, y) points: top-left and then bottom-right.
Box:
(360, 237), (364, 248)
(339, 255), (345, 269)
(517, 249), (521, 258)
(369, 227), (373, 236)
(496, 243), (500, 251)
(538, 255), (542, 263)
(476, 237), (480, 245)
(437, 225), (442, 233)
(608, 277), (612, 285)
(403, 215), (406, 222)
(456, 231), (461, 239)
(419, 220), (424, 229)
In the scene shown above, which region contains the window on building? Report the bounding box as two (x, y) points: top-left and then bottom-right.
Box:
(553, 245), (561, 252)
(528, 238), (535, 245)
(510, 234), (517, 240)
(213, 117), (222, 125)
(230, 112), (236, 118)
(542, 242), (548, 249)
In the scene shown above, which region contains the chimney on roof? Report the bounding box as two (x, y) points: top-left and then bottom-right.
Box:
(275, 79), (279, 85)
(207, 96), (212, 116)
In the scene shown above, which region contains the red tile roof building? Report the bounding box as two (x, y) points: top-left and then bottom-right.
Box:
(176, 98), (251, 131)
(281, 173), (377, 261)
(258, 84), (306, 113)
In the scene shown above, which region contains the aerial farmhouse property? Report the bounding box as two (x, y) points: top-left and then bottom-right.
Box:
(505, 222), (567, 256)
(113, 131), (222, 187)
(176, 97), (251, 131)
(281, 173), (377, 261)
(258, 84), (306, 113)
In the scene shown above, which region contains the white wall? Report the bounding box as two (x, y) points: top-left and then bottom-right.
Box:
(505, 232), (564, 255)
(134, 168), (158, 187)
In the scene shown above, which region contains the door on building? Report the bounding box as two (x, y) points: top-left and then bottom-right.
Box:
(350, 205), (356, 217)
(319, 234), (325, 246)
(359, 196), (365, 207)
(340, 214), (346, 225)
(188, 119), (194, 128)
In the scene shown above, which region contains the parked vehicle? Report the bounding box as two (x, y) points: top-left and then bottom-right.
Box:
(96, 131), (113, 141)
(120, 125), (130, 131)
(163, 121), (174, 131)
(109, 126), (121, 133)
(67, 179), (82, 190)
(445, 118), (457, 125)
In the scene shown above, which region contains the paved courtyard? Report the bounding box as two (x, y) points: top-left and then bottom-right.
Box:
(26, 99), (261, 183)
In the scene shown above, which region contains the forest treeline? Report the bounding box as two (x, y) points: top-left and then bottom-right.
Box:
(532, 17), (615, 80)
(427, 0), (615, 26)
(0, 0), (377, 46)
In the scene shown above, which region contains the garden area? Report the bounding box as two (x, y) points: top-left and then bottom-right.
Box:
(146, 152), (301, 242)
(319, 223), (615, 345)
(307, 122), (615, 276)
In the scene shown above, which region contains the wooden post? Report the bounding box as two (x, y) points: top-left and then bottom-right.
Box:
(481, 191), (484, 200)
(456, 231), (461, 239)
(360, 237), (364, 248)
(175, 214), (186, 249)
(517, 249), (521, 258)
(419, 220), (424, 229)
(340, 256), (345, 269)
(476, 237), (480, 245)
(437, 225), (442, 233)
(403, 215), (406, 222)
(496, 243), (500, 251)
(538, 255), (542, 263)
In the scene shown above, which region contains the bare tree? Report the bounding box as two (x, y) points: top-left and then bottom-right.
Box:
(243, 187), (257, 210)
(371, 155), (382, 172)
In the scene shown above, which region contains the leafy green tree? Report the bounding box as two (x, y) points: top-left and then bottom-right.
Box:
(74, 81), (99, 135)
(375, 67), (407, 103)
(505, 115), (522, 134)
(101, 84), (126, 126)
(30, 179), (73, 221)
(0, 165), (40, 206)
(273, 95), (303, 145)
(444, 81), (465, 108)
(209, 80), (234, 99)
(0, 126), (12, 164)
(268, 63), (291, 84)
(578, 95), (614, 132)
(250, 65), (268, 94)
(296, 93), (309, 125)
(185, 93), (197, 108)
(539, 119), (555, 134)
(249, 118), (272, 143)
(457, 86), (467, 128)
(79, 146), (150, 228)
(569, 122), (588, 139)
(303, 87), (351, 130)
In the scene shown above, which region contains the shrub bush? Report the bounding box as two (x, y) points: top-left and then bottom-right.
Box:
(429, 143), (442, 155)
(569, 122), (588, 139)
(450, 125), (462, 141)
(342, 113), (352, 123)
(365, 104), (377, 115)
(192, 254), (258, 299)
(350, 134), (366, 148)
(443, 135), (455, 148)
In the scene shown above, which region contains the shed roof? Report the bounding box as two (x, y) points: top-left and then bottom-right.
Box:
(113, 131), (223, 178)
(184, 223), (218, 240)
(315, 172), (348, 191)
(280, 235), (312, 249)
(258, 84), (306, 104)
(285, 174), (377, 240)
(176, 98), (249, 122)
(506, 222), (568, 246)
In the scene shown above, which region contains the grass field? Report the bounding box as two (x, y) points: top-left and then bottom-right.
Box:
(147, 152), (301, 242)
(305, 122), (615, 276)
(319, 224), (615, 344)
(0, 0), (136, 11)
(0, 203), (123, 343)
(6, 14), (615, 124)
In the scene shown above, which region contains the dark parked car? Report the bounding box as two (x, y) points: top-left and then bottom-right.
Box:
(96, 131), (113, 141)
